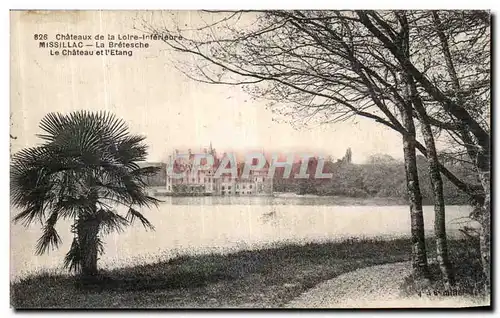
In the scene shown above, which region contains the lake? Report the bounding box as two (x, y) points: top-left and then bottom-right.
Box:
(10, 195), (476, 279)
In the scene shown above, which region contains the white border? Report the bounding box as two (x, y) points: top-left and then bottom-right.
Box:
(2, 0), (499, 10)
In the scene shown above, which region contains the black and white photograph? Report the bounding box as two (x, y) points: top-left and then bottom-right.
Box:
(9, 9), (492, 309)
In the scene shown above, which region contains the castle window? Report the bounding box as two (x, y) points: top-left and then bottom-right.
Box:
(222, 186), (225, 190)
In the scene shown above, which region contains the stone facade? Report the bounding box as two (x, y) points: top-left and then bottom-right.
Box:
(165, 144), (273, 196)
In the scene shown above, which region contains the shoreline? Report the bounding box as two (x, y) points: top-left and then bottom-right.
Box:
(11, 237), (484, 308)
(147, 189), (469, 206)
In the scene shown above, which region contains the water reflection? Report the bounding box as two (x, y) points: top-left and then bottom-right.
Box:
(260, 208), (278, 225)
(164, 194), (406, 206)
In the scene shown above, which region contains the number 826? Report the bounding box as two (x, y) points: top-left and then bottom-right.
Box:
(34, 34), (48, 40)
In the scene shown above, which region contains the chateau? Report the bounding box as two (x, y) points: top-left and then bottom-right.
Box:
(165, 144), (273, 196)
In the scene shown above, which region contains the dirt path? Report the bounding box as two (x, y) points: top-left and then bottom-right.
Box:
(285, 262), (489, 308)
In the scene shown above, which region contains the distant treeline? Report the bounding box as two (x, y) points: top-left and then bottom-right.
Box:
(143, 153), (478, 205)
(272, 153), (478, 205)
(143, 163), (167, 187)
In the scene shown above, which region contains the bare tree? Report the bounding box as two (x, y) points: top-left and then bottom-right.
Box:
(356, 9), (489, 290)
(428, 10), (490, 290)
(142, 10), (489, 283)
(396, 11), (455, 285)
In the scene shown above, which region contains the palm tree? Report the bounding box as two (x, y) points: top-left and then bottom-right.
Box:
(10, 111), (160, 277)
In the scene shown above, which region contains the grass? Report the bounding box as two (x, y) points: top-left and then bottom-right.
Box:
(401, 237), (487, 298)
(11, 237), (484, 309)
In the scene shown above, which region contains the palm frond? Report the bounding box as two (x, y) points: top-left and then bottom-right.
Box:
(11, 146), (61, 224)
(114, 135), (148, 166)
(53, 197), (94, 220)
(35, 211), (61, 255)
(38, 111), (129, 145)
(126, 207), (155, 230)
(95, 209), (130, 234)
(63, 236), (82, 272)
(131, 166), (162, 178)
(37, 112), (68, 142)
(12, 204), (45, 226)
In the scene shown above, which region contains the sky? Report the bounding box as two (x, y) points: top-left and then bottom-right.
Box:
(10, 11), (405, 164)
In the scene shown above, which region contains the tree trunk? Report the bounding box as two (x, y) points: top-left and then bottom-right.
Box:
(397, 12), (430, 280)
(479, 198), (491, 293)
(421, 122), (454, 286)
(77, 216), (100, 277)
(401, 85), (429, 279)
(401, 116), (430, 279)
(409, 78), (455, 286)
(432, 12), (490, 291)
(476, 148), (491, 293)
